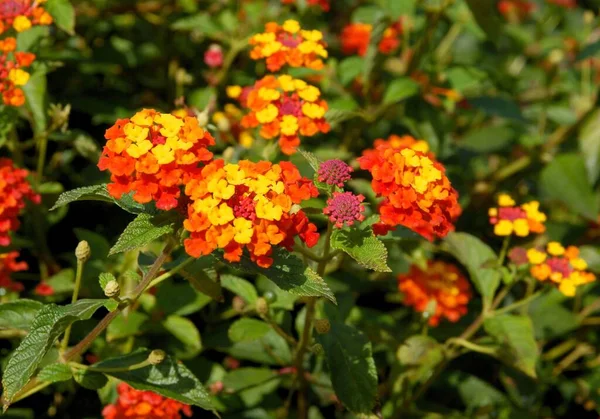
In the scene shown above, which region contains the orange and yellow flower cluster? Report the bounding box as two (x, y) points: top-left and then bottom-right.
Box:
(0, 0), (52, 34)
(102, 382), (192, 419)
(526, 243), (596, 297)
(358, 135), (461, 241)
(183, 159), (319, 268)
(0, 157), (40, 246)
(249, 20), (328, 72)
(98, 109), (215, 210)
(488, 194), (546, 237)
(398, 261), (471, 327)
(340, 21), (402, 57)
(236, 75), (330, 155)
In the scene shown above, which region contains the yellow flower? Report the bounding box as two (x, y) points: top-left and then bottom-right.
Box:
(277, 75), (296, 92)
(258, 87), (281, 101)
(302, 103), (325, 119)
(498, 194), (516, 207)
(298, 86), (320, 102)
(261, 41), (282, 57)
(125, 140), (153, 158)
(233, 218), (254, 244)
(227, 85), (242, 99)
(280, 115), (299, 136)
(300, 29), (323, 42)
(225, 165), (246, 185)
(522, 201), (547, 223)
(570, 258), (588, 271)
(558, 280), (576, 297)
(208, 203), (235, 226)
(8, 69), (30, 86)
(156, 113), (184, 137)
(13, 16), (32, 32)
(513, 219), (530, 237)
(494, 220), (513, 236)
(207, 177), (235, 200)
(282, 20), (300, 34)
(239, 131), (254, 148)
(256, 198), (283, 221)
(130, 110), (154, 126)
(151, 144), (175, 165)
(527, 248), (547, 264)
(256, 104), (279, 124)
(547, 242), (565, 256)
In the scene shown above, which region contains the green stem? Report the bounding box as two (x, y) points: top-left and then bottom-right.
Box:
(68, 359), (151, 373)
(493, 291), (542, 316)
(61, 259), (85, 352)
(146, 257), (195, 290)
(446, 338), (497, 356)
(35, 133), (49, 188)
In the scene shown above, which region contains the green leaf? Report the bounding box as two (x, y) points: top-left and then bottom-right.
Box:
(155, 282), (211, 316)
(468, 96), (525, 122)
(227, 329), (292, 365)
(331, 226), (391, 272)
(180, 264), (223, 302)
(382, 78), (420, 106)
(22, 67), (47, 135)
(228, 318), (271, 342)
(37, 364), (73, 384)
(171, 13), (220, 34)
(50, 184), (144, 214)
(297, 148), (322, 172)
(163, 315), (202, 356)
(73, 370), (108, 390)
(107, 311), (149, 342)
(188, 87), (216, 110)
(317, 320), (378, 413)
(92, 349), (216, 413)
(444, 232), (500, 307)
(2, 299), (108, 407)
(221, 248), (336, 304)
(484, 314), (539, 378)
(109, 213), (175, 255)
(221, 274), (258, 304)
(539, 153), (599, 221)
(397, 335), (444, 384)
(578, 109), (600, 184)
(361, 14), (388, 85)
(222, 368), (277, 392)
(577, 40), (600, 61)
(99, 273), (116, 292)
(0, 300), (43, 331)
(528, 289), (579, 340)
(325, 108), (360, 127)
(464, 0), (504, 41)
(338, 56), (363, 85)
(46, 0), (75, 35)
(458, 125), (515, 153)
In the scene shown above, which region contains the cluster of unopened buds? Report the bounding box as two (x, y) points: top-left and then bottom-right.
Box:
(0, 0), (53, 106)
(318, 159), (365, 229)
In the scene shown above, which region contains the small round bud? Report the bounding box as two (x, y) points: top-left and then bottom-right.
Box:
(548, 49), (564, 65)
(310, 343), (324, 355)
(104, 280), (120, 298)
(148, 349), (166, 365)
(197, 110), (209, 127)
(314, 319), (330, 335)
(263, 290), (277, 303)
(75, 240), (91, 262)
(232, 296), (246, 313)
(255, 297), (269, 316)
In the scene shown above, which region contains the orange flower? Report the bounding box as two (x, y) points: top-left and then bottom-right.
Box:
(183, 159), (319, 268)
(488, 194), (546, 237)
(249, 20), (328, 72)
(498, 0), (535, 20)
(340, 21), (402, 57)
(358, 136), (461, 241)
(0, 37), (36, 107)
(0, 251), (28, 292)
(98, 109), (215, 210)
(0, 158), (40, 246)
(398, 261), (471, 327)
(102, 382), (192, 419)
(238, 75), (330, 155)
(0, 0), (53, 34)
(527, 242), (596, 297)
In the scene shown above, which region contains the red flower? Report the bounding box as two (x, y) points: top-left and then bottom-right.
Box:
(340, 21), (402, 57)
(0, 251), (27, 292)
(102, 383), (192, 419)
(34, 282), (54, 296)
(204, 44), (223, 68)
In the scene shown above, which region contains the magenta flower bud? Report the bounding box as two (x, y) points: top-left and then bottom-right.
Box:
(204, 44), (224, 68)
(324, 192), (365, 228)
(317, 159), (353, 188)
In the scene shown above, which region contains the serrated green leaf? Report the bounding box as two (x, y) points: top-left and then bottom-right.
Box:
(338, 56), (363, 85)
(317, 319), (378, 413)
(37, 364), (73, 384)
(484, 314), (539, 378)
(539, 153), (599, 221)
(73, 369), (108, 390)
(46, 0), (75, 35)
(222, 368), (277, 392)
(221, 248), (336, 304)
(2, 299), (108, 407)
(331, 226), (391, 272)
(382, 78), (420, 106)
(99, 273), (116, 291)
(0, 300), (43, 331)
(362, 14), (388, 85)
(163, 315), (202, 357)
(92, 349), (216, 413)
(221, 274), (258, 304)
(22, 67), (47, 135)
(297, 148), (322, 172)
(109, 213), (175, 255)
(228, 318), (271, 342)
(50, 184), (144, 214)
(444, 232), (500, 307)
(325, 108), (359, 126)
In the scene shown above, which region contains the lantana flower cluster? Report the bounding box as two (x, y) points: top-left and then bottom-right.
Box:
(488, 194), (547, 237)
(183, 159), (319, 268)
(398, 261), (472, 326)
(102, 383), (192, 419)
(0, 251), (28, 292)
(249, 20), (328, 72)
(236, 75), (330, 155)
(0, 0), (52, 34)
(340, 21), (402, 57)
(98, 109), (215, 210)
(526, 243), (596, 297)
(358, 135), (461, 241)
(318, 159), (365, 229)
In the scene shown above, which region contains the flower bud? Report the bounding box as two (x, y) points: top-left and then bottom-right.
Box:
(232, 296), (246, 313)
(104, 280), (120, 298)
(204, 44), (224, 68)
(148, 349), (166, 365)
(255, 297), (269, 316)
(310, 343), (324, 355)
(75, 240), (91, 262)
(314, 319), (330, 334)
(197, 110), (209, 127)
